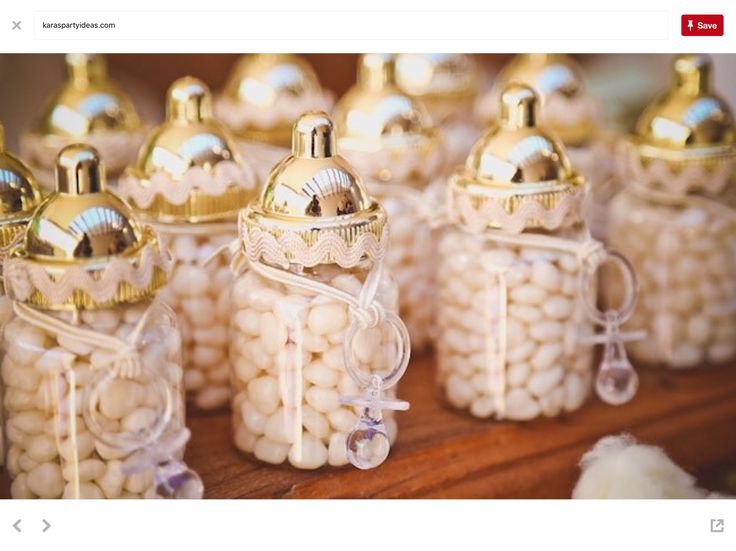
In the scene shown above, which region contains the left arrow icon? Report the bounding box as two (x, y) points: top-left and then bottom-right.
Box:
(42, 519), (51, 533)
(13, 519), (21, 532)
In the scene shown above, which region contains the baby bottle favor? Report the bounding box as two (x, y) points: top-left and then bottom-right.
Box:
(230, 111), (411, 470)
(21, 54), (145, 191)
(1, 144), (200, 499)
(215, 54), (334, 181)
(437, 84), (639, 421)
(610, 54), (736, 369)
(0, 121), (43, 325)
(476, 54), (614, 241)
(0, 122), (43, 468)
(334, 54), (443, 350)
(394, 54), (480, 170)
(119, 77), (259, 411)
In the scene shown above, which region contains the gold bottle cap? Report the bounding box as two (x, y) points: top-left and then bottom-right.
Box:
(394, 54), (478, 124)
(333, 54), (441, 184)
(633, 54), (735, 160)
(0, 122), (43, 249)
(32, 54), (141, 138)
(450, 84), (584, 232)
(6, 144), (169, 311)
(122, 77), (258, 224)
(485, 54), (597, 146)
(242, 111), (387, 267)
(220, 54), (329, 146)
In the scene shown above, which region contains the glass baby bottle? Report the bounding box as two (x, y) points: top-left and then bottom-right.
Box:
(437, 84), (639, 421)
(476, 54), (615, 241)
(394, 53), (480, 171)
(0, 120), (43, 329)
(119, 77), (259, 412)
(0, 120), (43, 468)
(21, 54), (145, 191)
(2, 144), (200, 499)
(333, 53), (444, 351)
(214, 54), (334, 182)
(609, 54), (736, 369)
(230, 111), (411, 470)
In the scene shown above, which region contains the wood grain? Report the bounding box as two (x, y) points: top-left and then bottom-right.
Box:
(3, 353), (736, 499)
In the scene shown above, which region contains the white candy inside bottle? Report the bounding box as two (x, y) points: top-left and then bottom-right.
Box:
(437, 232), (595, 419)
(119, 76), (259, 411)
(156, 232), (236, 410)
(438, 84), (639, 421)
(609, 54), (736, 369)
(1, 145), (198, 499)
(334, 54), (444, 351)
(3, 302), (185, 499)
(231, 112), (410, 470)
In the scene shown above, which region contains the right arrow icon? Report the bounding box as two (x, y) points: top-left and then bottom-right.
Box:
(13, 519), (21, 532)
(42, 519), (51, 533)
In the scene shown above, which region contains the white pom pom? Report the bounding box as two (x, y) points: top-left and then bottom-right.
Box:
(572, 434), (710, 499)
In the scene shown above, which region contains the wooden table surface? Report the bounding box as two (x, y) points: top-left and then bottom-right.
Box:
(3, 353), (736, 498)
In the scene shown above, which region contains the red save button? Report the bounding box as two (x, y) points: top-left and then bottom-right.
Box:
(682, 14), (724, 36)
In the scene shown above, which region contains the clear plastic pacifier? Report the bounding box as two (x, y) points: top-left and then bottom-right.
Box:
(122, 428), (204, 499)
(581, 250), (643, 405)
(341, 374), (409, 470)
(592, 310), (642, 405)
(340, 307), (411, 470)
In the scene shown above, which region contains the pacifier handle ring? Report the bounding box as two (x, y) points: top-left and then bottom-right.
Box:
(580, 249), (638, 326)
(343, 311), (411, 390)
(84, 367), (174, 453)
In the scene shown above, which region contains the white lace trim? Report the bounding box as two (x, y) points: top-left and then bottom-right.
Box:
(240, 224), (388, 269)
(538, 94), (602, 130)
(625, 181), (736, 223)
(214, 91), (334, 131)
(21, 129), (146, 173)
(475, 91), (601, 130)
(342, 146), (445, 184)
(449, 190), (585, 234)
(620, 143), (735, 197)
(117, 161), (258, 208)
(3, 243), (172, 305)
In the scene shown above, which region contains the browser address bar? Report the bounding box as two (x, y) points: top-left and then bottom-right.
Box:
(34, 10), (668, 41)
